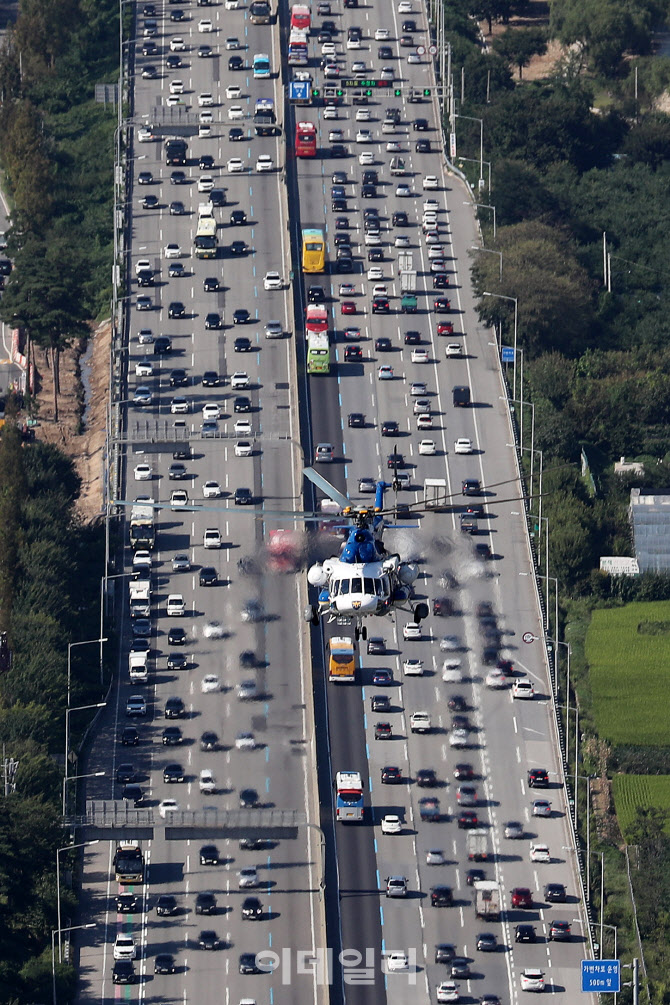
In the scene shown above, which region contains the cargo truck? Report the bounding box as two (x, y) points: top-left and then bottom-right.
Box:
(474, 880), (500, 920)
(254, 98), (278, 136)
(328, 636), (355, 682)
(423, 478), (449, 511)
(466, 829), (489, 861)
(129, 503), (155, 550)
(129, 579), (151, 619)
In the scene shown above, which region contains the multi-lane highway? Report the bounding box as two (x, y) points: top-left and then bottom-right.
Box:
(71, 1), (596, 1004)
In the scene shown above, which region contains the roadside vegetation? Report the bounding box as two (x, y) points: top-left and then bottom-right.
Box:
(451, 2), (670, 999)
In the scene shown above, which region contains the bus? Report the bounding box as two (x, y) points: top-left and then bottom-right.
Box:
(249, 0), (271, 22)
(307, 332), (330, 374)
(305, 304), (328, 333)
(295, 121), (317, 158)
(335, 771), (364, 821)
(290, 3), (311, 30)
(114, 842), (145, 884)
(328, 636), (355, 682)
(302, 228), (325, 273)
(194, 216), (217, 258)
(288, 29), (309, 65)
(253, 53), (271, 78)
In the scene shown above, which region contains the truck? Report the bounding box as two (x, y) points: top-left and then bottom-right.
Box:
(474, 880), (501, 920)
(114, 842), (145, 884)
(129, 579), (151, 619)
(129, 652), (149, 683)
(129, 503), (155, 550)
(254, 98), (278, 136)
(400, 293), (417, 313)
(335, 771), (364, 821)
(164, 138), (187, 166)
(467, 829), (490, 861)
(390, 156), (407, 176)
(328, 636), (355, 683)
(423, 478), (449, 511)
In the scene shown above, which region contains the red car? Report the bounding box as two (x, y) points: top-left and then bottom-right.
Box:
(511, 887), (533, 909)
(436, 321), (454, 335)
(341, 301), (356, 315)
(434, 297), (451, 313)
(457, 810), (479, 829)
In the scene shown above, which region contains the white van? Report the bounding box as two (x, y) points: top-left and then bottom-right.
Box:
(129, 653), (149, 683)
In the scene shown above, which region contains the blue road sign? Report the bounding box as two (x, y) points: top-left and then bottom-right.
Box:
(289, 80), (310, 102)
(581, 960), (620, 993)
(501, 345), (515, 362)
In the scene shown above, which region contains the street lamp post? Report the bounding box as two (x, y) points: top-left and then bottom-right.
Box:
(454, 113), (484, 187)
(458, 156), (491, 193)
(576, 775), (594, 896)
(64, 637), (108, 794)
(63, 703), (106, 814)
(474, 202), (496, 239)
(548, 638), (570, 730)
(52, 923), (95, 1005)
(56, 840), (99, 961)
(566, 705), (580, 827)
(483, 291), (518, 398)
(62, 770), (105, 820)
(470, 246), (502, 283)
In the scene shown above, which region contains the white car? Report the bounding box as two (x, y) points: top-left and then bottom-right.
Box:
(199, 18), (214, 31)
(442, 659), (462, 682)
(166, 94), (184, 107)
(454, 438), (473, 454)
(411, 348), (429, 363)
(133, 384), (152, 405)
(356, 107), (370, 121)
(263, 271), (282, 290)
(407, 52), (421, 64)
(170, 397), (189, 414)
(256, 154), (275, 172)
(386, 952), (409, 972)
(436, 982), (460, 1003)
(204, 528), (222, 548)
(429, 245), (446, 259)
(159, 798), (180, 818)
(235, 440), (252, 457)
(234, 419), (252, 436)
(449, 728), (469, 749)
(403, 658), (424, 675)
(203, 620), (225, 639)
(137, 127), (153, 143)
(132, 550), (152, 573)
(386, 140), (402, 152)
(199, 92), (214, 106)
(410, 381), (427, 395)
(359, 151), (374, 165)
(446, 343), (463, 357)
(368, 268), (384, 282)
(170, 36), (186, 51)
(512, 679), (535, 699)
(378, 365), (394, 380)
(375, 26), (390, 38)
(424, 199), (440, 213)
(133, 260), (147, 276)
(170, 489), (188, 507)
(231, 371), (250, 389)
(530, 840), (550, 864)
(380, 66), (394, 80)
(199, 769), (216, 793)
(137, 329), (154, 344)
(203, 481), (222, 498)
(113, 934), (137, 960)
(395, 235), (411, 248)
(135, 360), (153, 377)
(324, 106), (338, 120)
(414, 397), (431, 414)
(201, 674), (221, 693)
(199, 123), (212, 137)
(486, 669), (508, 689)
(418, 439), (436, 455)
(381, 814), (402, 834)
(440, 635), (459, 652)
(228, 157), (245, 173)
(356, 129), (373, 143)
(226, 85), (242, 100)
(403, 622), (421, 640)
(228, 105), (244, 120)
(197, 175), (214, 192)
(426, 849), (446, 865)
(202, 403), (221, 420)
(239, 866), (258, 888)
(520, 968), (545, 992)
(417, 414), (433, 430)
(423, 174), (439, 189)
(398, 0), (412, 8)
(396, 183), (412, 197)
(199, 110), (213, 124)
(164, 243), (181, 259)
(321, 41), (336, 56)
(167, 594), (185, 616)
(235, 732), (256, 750)
(169, 79), (184, 94)
(134, 463), (152, 481)
(225, 36), (240, 49)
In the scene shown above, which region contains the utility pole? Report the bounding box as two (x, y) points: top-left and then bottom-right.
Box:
(633, 958), (639, 1005)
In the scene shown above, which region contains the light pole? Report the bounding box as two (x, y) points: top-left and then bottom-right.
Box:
(566, 705), (580, 827)
(63, 702), (106, 813)
(483, 291), (518, 398)
(575, 775), (595, 895)
(52, 923), (95, 1005)
(454, 113), (484, 187)
(547, 638), (570, 724)
(62, 770), (105, 819)
(470, 245), (502, 283)
(457, 156), (491, 192)
(547, 575), (559, 645)
(474, 202), (496, 239)
(56, 840), (99, 961)
(65, 637), (108, 793)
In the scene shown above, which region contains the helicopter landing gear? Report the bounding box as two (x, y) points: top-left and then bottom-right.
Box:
(304, 605), (320, 626)
(413, 602), (429, 624)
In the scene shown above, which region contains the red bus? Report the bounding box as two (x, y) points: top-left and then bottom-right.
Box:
(295, 121), (317, 158)
(290, 3), (311, 30)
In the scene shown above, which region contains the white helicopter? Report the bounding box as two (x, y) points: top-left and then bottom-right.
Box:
(302, 467), (428, 640)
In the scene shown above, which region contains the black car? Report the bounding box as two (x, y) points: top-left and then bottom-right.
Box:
(235, 487), (253, 505)
(335, 215), (349, 229)
(361, 184), (376, 198)
(363, 169), (379, 185)
(233, 310), (251, 325)
(372, 297), (389, 314)
(169, 200), (185, 215)
(165, 54), (182, 68)
(334, 233), (350, 247)
(137, 268), (154, 287)
(387, 451), (404, 469)
(515, 924), (537, 943)
(204, 277), (220, 293)
(199, 155), (215, 170)
(199, 566), (218, 586)
(120, 726), (139, 746)
(209, 189), (226, 207)
(230, 209), (247, 225)
(367, 247), (384, 262)
(167, 302), (185, 319)
(205, 312), (222, 329)
(367, 637), (386, 654)
(229, 55), (244, 69)
(308, 285), (326, 302)
(130, 637), (150, 653)
(163, 762), (184, 783)
(230, 240), (247, 255)
(195, 892), (217, 915)
(169, 368), (188, 387)
(169, 463), (186, 480)
(435, 943), (456, 963)
(318, 29), (331, 41)
(466, 868), (486, 886)
(433, 272), (449, 289)
(198, 44), (213, 57)
(200, 844), (220, 865)
(116, 763), (135, 784)
(348, 412), (365, 427)
(331, 144), (347, 158)
(138, 171), (153, 185)
(336, 244), (353, 259)
(450, 957), (471, 978)
(156, 894), (178, 916)
(142, 40), (158, 55)
(378, 45), (393, 58)
(142, 194), (159, 209)
(116, 893), (138, 913)
(201, 730), (219, 751)
(392, 210), (408, 226)
(242, 896), (263, 919)
(199, 929), (220, 949)
(170, 6), (185, 17)
(431, 885), (453, 907)
(344, 346), (362, 361)
(336, 257), (353, 273)
(462, 478), (481, 496)
(202, 371), (220, 387)
(162, 726), (183, 746)
(448, 694), (468, 712)
(230, 127), (245, 141)
(417, 768), (438, 787)
(170, 170), (187, 185)
(331, 185), (346, 199)
(113, 961), (136, 985)
(239, 952), (261, 974)
(381, 420), (399, 436)
(332, 198), (347, 212)
(381, 765), (402, 784)
(453, 763), (475, 780)
(371, 694), (391, 712)
(154, 954), (177, 974)
(544, 882), (567, 903)
(164, 696), (185, 718)
(416, 138), (432, 153)
(528, 767), (550, 787)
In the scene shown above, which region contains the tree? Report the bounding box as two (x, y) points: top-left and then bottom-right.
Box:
(469, 0), (512, 34)
(621, 115), (670, 171)
(493, 27), (547, 79)
(550, 0), (660, 76)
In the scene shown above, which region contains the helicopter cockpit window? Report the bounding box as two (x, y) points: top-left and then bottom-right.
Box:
(374, 578), (384, 596)
(351, 577), (362, 594)
(331, 580), (340, 596)
(339, 579), (350, 595)
(381, 574), (391, 598)
(364, 577), (375, 594)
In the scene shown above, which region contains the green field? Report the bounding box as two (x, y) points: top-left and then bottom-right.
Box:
(586, 602), (670, 746)
(612, 775), (670, 839)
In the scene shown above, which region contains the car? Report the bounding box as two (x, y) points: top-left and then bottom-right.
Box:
(256, 154), (274, 172)
(411, 348), (430, 363)
(477, 932), (498, 952)
(480, 998), (501, 1005)
(162, 725), (183, 746)
(315, 442), (334, 463)
(528, 767), (550, 788)
(415, 768), (438, 788)
(386, 951), (409, 972)
(396, 183), (412, 197)
(530, 842), (550, 863)
(378, 365), (394, 380)
(134, 462), (152, 481)
(374, 721), (392, 740)
(458, 810), (479, 829)
(426, 848), (445, 865)
(372, 668), (393, 685)
(505, 820), (524, 839)
(200, 731), (219, 752)
(239, 952), (263, 974)
(205, 312), (222, 330)
(167, 627), (187, 646)
(158, 798), (180, 818)
(344, 345), (363, 362)
(126, 695), (147, 716)
(120, 726), (139, 746)
(381, 765), (402, 784)
(371, 696), (391, 714)
(511, 887), (533, 908)
(403, 622), (421, 641)
(544, 882), (567, 903)
(164, 696), (185, 719)
(235, 732), (256, 750)
(199, 844), (220, 866)
(403, 658), (424, 675)
(163, 761), (184, 783)
(227, 157), (245, 173)
(512, 679), (535, 699)
(167, 652), (188, 671)
(450, 958), (470, 979)
(381, 420), (399, 437)
(137, 169), (154, 186)
(112, 960), (136, 984)
(357, 477), (376, 494)
(199, 567), (218, 587)
(515, 924), (537, 943)
(434, 296), (451, 312)
(520, 969), (545, 992)
(169, 36), (186, 50)
(457, 784), (477, 806)
(430, 884), (453, 905)
(532, 798), (552, 817)
(116, 893), (138, 913)
(154, 953), (176, 974)
(549, 920), (571, 941)
(233, 396), (251, 414)
(199, 929), (220, 950)
(454, 438), (473, 455)
(233, 310), (251, 326)
(115, 763), (135, 784)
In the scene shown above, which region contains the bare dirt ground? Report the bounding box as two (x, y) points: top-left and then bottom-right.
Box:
(32, 320), (110, 523)
(478, 0), (567, 81)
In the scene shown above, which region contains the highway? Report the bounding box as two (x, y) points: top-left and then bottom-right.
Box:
(69, 1), (597, 1004)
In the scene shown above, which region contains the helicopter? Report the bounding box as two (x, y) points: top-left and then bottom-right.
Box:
(302, 466), (428, 640)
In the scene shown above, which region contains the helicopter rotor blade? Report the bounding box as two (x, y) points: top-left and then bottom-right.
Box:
(302, 467), (352, 512)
